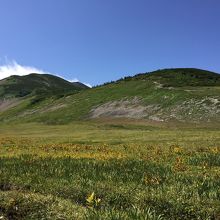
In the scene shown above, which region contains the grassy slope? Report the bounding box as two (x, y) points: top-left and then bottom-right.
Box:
(0, 122), (220, 219)
(0, 68), (219, 124)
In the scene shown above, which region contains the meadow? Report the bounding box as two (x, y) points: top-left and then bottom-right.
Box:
(0, 121), (220, 219)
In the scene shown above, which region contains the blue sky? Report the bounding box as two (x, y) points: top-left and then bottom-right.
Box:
(0, 0), (220, 86)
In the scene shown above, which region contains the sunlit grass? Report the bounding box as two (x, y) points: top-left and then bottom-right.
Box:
(0, 122), (220, 219)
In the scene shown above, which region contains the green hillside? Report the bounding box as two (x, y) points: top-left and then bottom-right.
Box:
(132, 68), (220, 87)
(0, 68), (219, 124)
(0, 73), (89, 98)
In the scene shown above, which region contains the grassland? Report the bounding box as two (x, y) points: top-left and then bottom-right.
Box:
(0, 121), (220, 219)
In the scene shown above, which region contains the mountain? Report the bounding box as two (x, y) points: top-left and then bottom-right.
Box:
(0, 73), (89, 115)
(0, 73), (89, 98)
(0, 68), (219, 124)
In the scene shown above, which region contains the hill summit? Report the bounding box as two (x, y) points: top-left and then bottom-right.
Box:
(116, 68), (220, 87)
(0, 73), (89, 98)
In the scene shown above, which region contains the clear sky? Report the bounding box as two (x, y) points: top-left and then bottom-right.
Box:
(0, 0), (220, 86)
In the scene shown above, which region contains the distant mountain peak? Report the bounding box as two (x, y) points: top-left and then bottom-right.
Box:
(0, 73), (89, 98)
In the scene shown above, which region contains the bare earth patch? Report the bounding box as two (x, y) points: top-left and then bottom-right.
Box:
(0, 98), (22, 112)
(89, 97), (161, 119)
(89, 96), (220, 123)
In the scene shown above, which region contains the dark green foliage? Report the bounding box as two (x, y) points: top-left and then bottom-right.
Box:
(115, 68), (220, 87)
(0, 73), (89, 99)
(94, 68), (220, 88)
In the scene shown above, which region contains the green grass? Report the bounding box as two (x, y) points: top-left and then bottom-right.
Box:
(0, 121), (220, 219)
